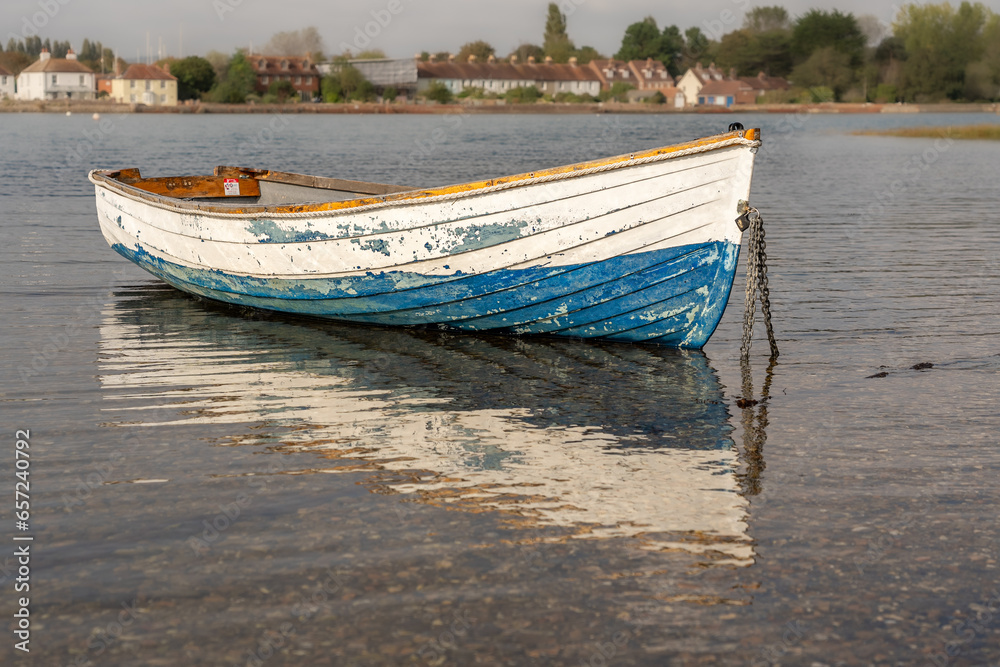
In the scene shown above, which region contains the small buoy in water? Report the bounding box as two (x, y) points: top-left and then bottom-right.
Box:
(92, 112), (100, 121)
(66, 111), (72, 116)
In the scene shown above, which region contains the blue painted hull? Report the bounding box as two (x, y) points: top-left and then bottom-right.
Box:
(112, 239), (740, 348)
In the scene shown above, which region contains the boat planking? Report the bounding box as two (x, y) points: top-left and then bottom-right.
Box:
(90, 127), (761, 348)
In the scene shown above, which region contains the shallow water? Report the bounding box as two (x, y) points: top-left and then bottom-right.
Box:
(1, 111), (999, 665)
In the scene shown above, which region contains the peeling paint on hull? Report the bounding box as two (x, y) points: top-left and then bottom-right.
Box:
(92, 131), (759, 348)
(111, 240), (740, 348)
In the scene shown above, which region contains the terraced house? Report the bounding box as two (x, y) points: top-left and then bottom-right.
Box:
(417, 55), (601, 98)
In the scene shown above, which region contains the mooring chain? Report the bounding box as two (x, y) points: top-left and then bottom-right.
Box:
(740, 208), (779, 360)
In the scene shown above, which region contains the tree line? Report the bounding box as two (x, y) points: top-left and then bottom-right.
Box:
(3, 3), (997, 104)
(685, 3), (1000, 102)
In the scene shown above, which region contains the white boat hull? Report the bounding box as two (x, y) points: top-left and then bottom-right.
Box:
(92, 130), (760, 347)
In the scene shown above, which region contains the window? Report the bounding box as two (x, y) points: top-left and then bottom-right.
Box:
(130, 80), (135, 88)
(52, 75), (57, 85)
(295, 76), (301, 84)
(262, 76), (269, 84)
(305, 76), (312, 85)
(80, 75), (85, 85)
(160, 81), (165, 89)
(726, 96), (734, 106)
(145, 81), (151, 91)
(698, 96), (705, 104)
(130, 94), (136, 102)
(160, 94), (165, 103)
(708, 96), (716, 104)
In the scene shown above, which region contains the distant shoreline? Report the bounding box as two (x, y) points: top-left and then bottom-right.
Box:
(854, 124), (1000, 139)
(2, 99), (998, 115)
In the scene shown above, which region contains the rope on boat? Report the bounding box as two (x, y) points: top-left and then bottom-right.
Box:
(279, 135), (762, 219)
(94, 135), (762, 221)
(740, 207), (779, 360)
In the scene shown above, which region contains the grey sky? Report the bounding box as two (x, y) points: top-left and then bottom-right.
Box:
(4, 0), (1000, 62)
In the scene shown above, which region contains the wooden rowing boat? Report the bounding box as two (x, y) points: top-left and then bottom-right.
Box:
(90, 126), (761, 348)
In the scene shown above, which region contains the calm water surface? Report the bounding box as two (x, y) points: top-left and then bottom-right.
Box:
(1, 111), (999, 666)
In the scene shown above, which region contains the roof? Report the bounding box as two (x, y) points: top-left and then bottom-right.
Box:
(740, 72), (790, 91)
(20, 57), (94, 74)
(0, 65), (11, 76)
(417, 61), (599, 83)
(688, 63), (726, 82)
(249, 55), (318, 75)
(698, 79), (753, 96)
(348, 58), (417, 86)
(589, 59), (635, 85)
(628, 59), (674, 87)
(121, 64), (176, 81)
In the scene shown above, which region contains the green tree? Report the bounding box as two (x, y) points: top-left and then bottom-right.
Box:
(543, 3), (576, 63)
(355, 49), (387, 59)
(792, 9), (865, 68)
(506, 85), (541, 103)
(267, 79), (298, 102)
(660, 25), (685, 76)
(715, 28), (793, 77)
(743, 6), (791, 33)
(510, 43), (545, 63)
(573, 46), (602, 65)
(598, 81), (635, 102)
(681, 27), (710, 69)
(457, 40), (495, 63)
(382, 85), (398, 102)
(170, 56), (217, 101)
(616, 17), (662, 62)
(321, 74), (343, 102)
(789, 46), (854, 98)
(209, 51), (256, 103)
(424, 81), (453, 103)
(894, 1), (995, 101)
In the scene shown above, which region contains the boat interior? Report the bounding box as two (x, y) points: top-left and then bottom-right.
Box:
(102, 165), (415, 206)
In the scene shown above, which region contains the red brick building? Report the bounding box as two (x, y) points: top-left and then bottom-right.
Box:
(248, 55), (320, 100)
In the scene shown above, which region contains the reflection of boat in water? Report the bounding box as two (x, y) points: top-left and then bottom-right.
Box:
(99, 285), (758, 565)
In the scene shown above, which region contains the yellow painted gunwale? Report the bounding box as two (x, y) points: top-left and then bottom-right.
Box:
(91, 128), (759, 217)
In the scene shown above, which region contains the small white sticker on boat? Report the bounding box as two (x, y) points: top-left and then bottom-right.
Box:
(224, 178), (240, 196)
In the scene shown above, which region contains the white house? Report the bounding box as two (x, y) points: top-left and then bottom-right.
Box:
(0, 65), (15, 99)
(16, 49), (95, 101)
(676, 62), (726, 108)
